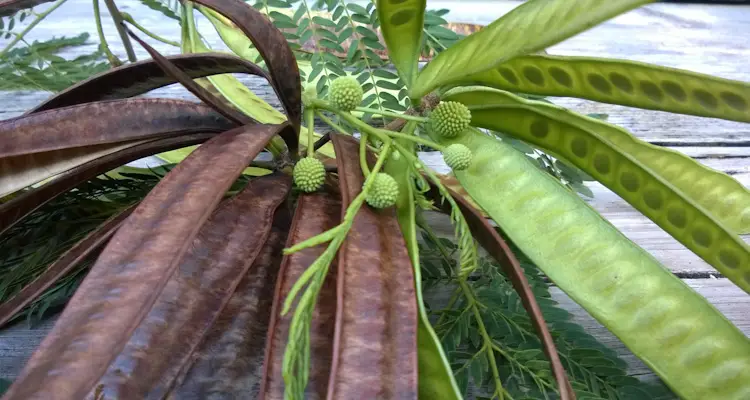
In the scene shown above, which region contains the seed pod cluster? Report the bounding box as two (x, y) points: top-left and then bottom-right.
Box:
(366, 172), (399, 209)
(429, 101), (471, 138)
(443, 143), (473, 171)
(329, 76), (364, 112)
(293, 157), (326, 193)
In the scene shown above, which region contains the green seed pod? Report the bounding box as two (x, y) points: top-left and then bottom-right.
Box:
(366, 173), (399, 209)
(443, 143), (473, 171)
(429, 101), (471, 138)
(293, 157), (326, 193)
(329, 76), (364, 111)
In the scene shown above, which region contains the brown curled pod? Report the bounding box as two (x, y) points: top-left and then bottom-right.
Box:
(0, 0), (55, 17)
(327, 133), (418, 400)
(123, 27), (255, 128)
(165, 197), (292, 399)
(259, 192), (341, 400)
(1, 123), (290, 400)
(87, 174), (291, 399)
(0, 99), (232, 159)
(189, 0), (302, 132)
(0, 97), (233, 203)
(0, 133), (216, 236)
(27, 53), (270, 114)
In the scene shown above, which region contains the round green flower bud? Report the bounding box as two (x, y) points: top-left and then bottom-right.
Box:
(329, 76), (363, 111)
(429, 101), (471, 138)
(366, 173), (399, 209)
(443, 143), (473, 171)
(293, 157), (326, 193)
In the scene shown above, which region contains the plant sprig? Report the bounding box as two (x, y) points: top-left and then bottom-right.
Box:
(281, 122), (394, 399)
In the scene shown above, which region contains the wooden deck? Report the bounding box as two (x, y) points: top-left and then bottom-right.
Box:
(0, 0), (749, 391)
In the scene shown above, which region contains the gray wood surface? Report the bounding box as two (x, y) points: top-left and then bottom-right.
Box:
(0, 0), (749, 391)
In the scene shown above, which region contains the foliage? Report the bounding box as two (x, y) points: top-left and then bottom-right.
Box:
(0, 0), (749, 399)
(0, 8), (33, 40)
(0, 170), (153, 326)
(137, 0), (181, 20)
(0, 32), (108, 92)
(419, 231), (675, 399)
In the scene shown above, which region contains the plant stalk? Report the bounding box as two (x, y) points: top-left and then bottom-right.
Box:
(316, 102), (445, 152)
(355, 106), (427, 123)
(93, 0), (122, 66)
(120, 12), (179, 47)
(459, 278), (508, 400)
(103, 0), (137, 62)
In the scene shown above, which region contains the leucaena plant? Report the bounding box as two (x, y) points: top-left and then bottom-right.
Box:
(1, 1), (748, 400)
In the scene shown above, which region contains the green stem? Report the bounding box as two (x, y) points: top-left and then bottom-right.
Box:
(120, 12), (180, 47)
(340, 0), (387, 125)
(359, 132), (371, 177)
(423, 28), (449, 51)
(103, 0), (137, 62)
(354, 107), (427, 123)
(93, 0), (122, 66)
(304, 107), (315, 157)
(0, 0), (68, 57)
(435, 286), (461, 327)
(282, 138), (393, 312)
(459, 278), (509, 400)
(416, 213), (455, 276)
(314, 111), (349, 137)
(315, 101), (445, 151)
(385, 130), (445, 151)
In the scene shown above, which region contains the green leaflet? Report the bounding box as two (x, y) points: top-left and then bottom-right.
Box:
(446, 87), (750, 235)
(434, 128), (750, 400)
(410, 0), (653, 99)
(385, 126), (462, 400)
(376, 0), (426, 89)
(199, 6), (404, 115)
(443, 89), (750, 294)
(461, 54), (750, 123)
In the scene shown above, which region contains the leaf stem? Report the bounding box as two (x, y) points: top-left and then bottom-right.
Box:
(119, 12), (180, 47)
(315, 101), (445, 151)
(459, 278), (509, 400)
(314, 111), (349, 136)
(103, 0), (137, 62)
(339, 0), (387, 125)
(360, 132), (371, 177)
(93, 0), (122, 66)
(416, 214), (455, 277)
(0, 0), (68, 58)
(355, 106), (427, 123)
(304, 107), (315, 157)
